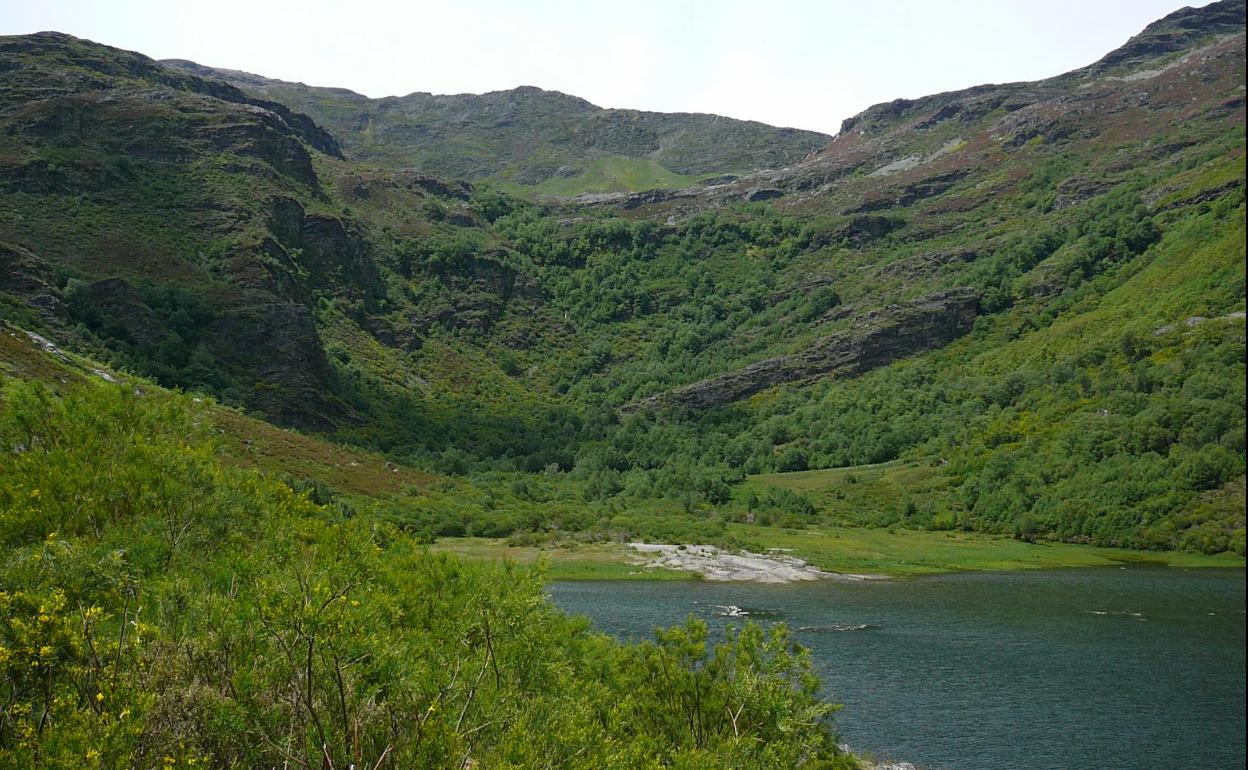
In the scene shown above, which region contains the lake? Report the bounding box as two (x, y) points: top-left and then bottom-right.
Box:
(549, 567), (1246, 770)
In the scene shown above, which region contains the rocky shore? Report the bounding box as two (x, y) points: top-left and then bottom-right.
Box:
(628, 542), (886, 583)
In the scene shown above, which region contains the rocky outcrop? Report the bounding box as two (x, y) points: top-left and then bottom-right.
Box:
(744, 187), (784, 202)
(1084, 0), (1245, 73)
(266, 197), (385, 304)
(808, 215), (906, 248)
(573, 187), (705, 209)
(876, 248), (979, 279)
(377, 172), (473, 201)
(207, 300), (346, 430)
(623, 288), (979, 414)
(79, 278), (170, 348)
(628, 543), (865, 583)
(0, 242), (64, 322)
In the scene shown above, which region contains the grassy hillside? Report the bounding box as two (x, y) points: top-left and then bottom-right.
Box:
(504, 156), (704, 196)
(3, 324), (1238, 585)
(0, 1), (1245, 565)
(0, 364), (859, 768)
(160, 63), (830, 195)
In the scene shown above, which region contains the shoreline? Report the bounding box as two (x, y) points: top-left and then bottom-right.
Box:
(428, 527), (1245, 582)
(628, 542), (890, 583)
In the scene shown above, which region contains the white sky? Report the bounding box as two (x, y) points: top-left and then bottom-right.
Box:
(0, 0), (1212, 134)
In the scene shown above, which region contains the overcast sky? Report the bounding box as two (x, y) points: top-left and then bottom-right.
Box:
(0, 0), (1211, 134)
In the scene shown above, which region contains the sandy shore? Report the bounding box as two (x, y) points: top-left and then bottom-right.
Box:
(628, 542), (886, 583)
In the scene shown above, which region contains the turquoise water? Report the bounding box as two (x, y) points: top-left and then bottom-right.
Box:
(549, 567), (1245, 770)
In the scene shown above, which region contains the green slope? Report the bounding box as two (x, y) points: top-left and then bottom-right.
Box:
(0, 0), (1244, 563)
(0, 341), (858, 767)
(160, 61), (830, 195)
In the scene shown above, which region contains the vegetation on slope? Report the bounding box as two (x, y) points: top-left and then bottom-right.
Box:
(0, 377), (858, 769)
(160, 62), (831, 194)
(1, 1), (1245, 569)
(2, 6), (1244, 768)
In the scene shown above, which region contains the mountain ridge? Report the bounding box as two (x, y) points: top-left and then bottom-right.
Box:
(0, 5), (1244, 767)
(160, 57), (832, 193)
(0, 0), (1243, 555)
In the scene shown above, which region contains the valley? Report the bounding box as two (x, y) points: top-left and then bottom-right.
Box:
(1, 1), (1245, 767)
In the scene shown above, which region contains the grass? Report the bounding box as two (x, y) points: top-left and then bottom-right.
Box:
(746, 463), (1245, 574)
(427, 537), (693, 581)
(746, 461), (957, 527)
(726, 524), (1245, 576)
(429, 526), (1245, 581)
(212, 408), (436, 497)
(749, 462), (911, 491)
(501, 156), (704, 197)
(0, 325), (90, 383)
(0, 323), (441, 505)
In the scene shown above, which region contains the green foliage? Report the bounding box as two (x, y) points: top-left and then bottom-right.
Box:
(0, 380), (856, 768)
(2, 27), (1244, 577)
(164, 72), (831, 193)
(65, 281), (239, 402)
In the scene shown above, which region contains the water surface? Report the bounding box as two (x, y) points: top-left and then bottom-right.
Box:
(549, 567), (1245, 770)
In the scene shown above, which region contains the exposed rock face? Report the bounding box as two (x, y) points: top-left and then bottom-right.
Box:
(574, 187), (705, 209)
(876, 247), (980, 279)
(0, 243), (64, 321)
(371, 172), (473, 201)
(81, 278), (170, 348)
(623, 288), (979, 414)
(1086, 0), (1246, 72)
(744, 187), (784, 202)
(266, 197), (385, 304)
(840, 214), (904, 245)
(207, 301), (346, 430)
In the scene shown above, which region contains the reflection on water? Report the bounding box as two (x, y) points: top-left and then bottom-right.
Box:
(550, 567), (1246, 770)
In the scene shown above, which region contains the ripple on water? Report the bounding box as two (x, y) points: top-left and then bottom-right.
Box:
(549, 567), (1246, 770)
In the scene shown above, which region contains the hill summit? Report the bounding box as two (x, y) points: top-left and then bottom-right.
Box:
(162, 59), (832, 194)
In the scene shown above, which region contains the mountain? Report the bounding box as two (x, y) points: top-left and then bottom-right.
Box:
(160, 59), (832, 194)
(1, 0), (1244, 560)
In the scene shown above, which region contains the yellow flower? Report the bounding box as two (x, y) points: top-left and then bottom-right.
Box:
(96, 692), (105, 702)
(87, 748), (100, 760)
